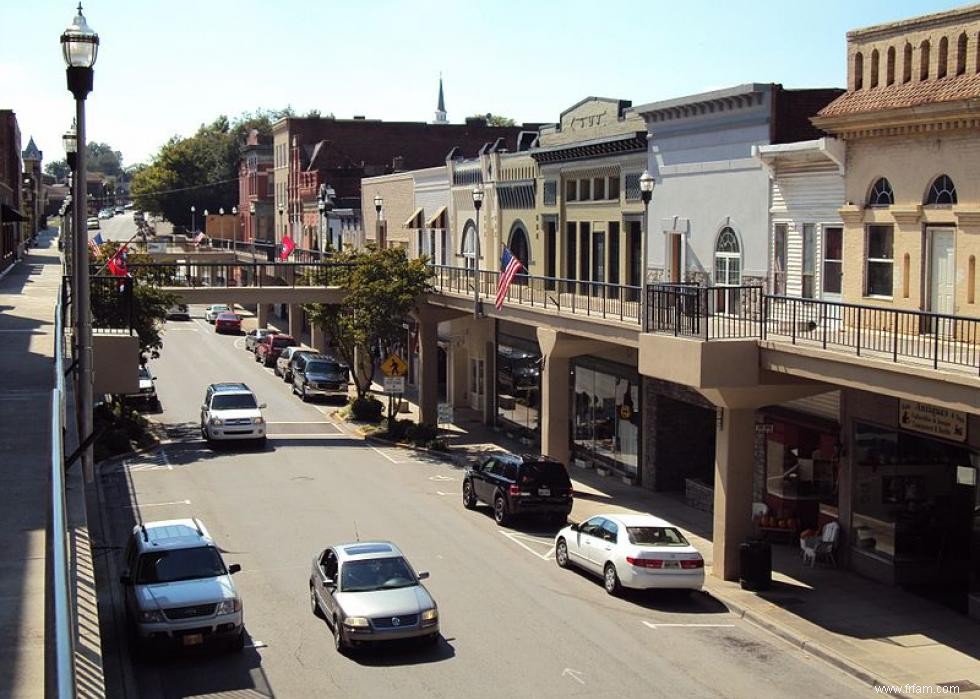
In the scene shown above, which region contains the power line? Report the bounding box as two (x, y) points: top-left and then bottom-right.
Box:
(131, 176), (241, 199)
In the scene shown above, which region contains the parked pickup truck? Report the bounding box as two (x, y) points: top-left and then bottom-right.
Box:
(255, 333), (296, 368)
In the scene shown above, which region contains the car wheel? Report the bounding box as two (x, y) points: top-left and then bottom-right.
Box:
(256, 437), (267, 449)
(309, 585), (324, 619)
(462, 481), (477, 510)
(493, 494), (511, 527)
(273, 365), (281, 377)
(229, 629), (246, 653)
(254, 352), (260, 363)
(556, 538), (570, 569)
(301, 386), (309, 402)
(333, 617), (348, 655)
(423, 633), (439, 647)
(604, 563), (622, 596)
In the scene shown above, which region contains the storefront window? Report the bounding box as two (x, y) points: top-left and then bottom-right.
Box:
(496, 340), (540, 441)
(572, 359), (640, 478)
(764, 421), (838, 530)
(852, 422), (977, 611)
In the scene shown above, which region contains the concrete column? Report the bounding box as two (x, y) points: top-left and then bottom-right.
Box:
(540, 353), (571, 465)
(418, 318), (439, 425)
(712, 407), (757, 581)
(451, 346), (468, 408)
(257, 303), (269, 328)
(288, 304), (303, 340)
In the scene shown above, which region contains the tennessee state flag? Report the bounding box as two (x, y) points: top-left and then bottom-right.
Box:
(280, 234), (296, 261)
(107, 245), (129, 277)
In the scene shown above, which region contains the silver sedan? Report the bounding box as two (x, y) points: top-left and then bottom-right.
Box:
(309, 541), (439, 654)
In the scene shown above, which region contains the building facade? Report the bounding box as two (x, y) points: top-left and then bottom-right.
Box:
(21, 137), (43, 244)
(0, 110), (23, 271)
(238, 128), (274, 253)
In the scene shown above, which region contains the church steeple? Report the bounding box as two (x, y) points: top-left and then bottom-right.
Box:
(434, 74), (447, 125)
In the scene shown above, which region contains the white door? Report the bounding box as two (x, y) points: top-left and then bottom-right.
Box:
(929, 229), (955, 316)
(469, 358), (484, 411)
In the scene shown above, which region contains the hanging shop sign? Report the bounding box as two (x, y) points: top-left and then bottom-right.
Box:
(898, 400), (967, 442)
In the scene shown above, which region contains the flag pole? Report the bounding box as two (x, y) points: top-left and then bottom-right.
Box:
(92, 227), (143, 276)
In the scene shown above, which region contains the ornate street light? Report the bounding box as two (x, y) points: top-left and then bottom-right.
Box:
(374, 194), (384, 249)
(190, 205), (196, 233)
(61, 1), (99, 484)
(639, 170), (656, 329)
(471, 184), (485, 318)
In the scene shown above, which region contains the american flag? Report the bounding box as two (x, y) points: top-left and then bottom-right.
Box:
(495, 247), (523, 310)
(192, 231), (205, 246)
(88, 232), (104, 254)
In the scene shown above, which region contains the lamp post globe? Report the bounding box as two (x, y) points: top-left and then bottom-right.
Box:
(638, 170), (656, 330)
(471, 185), (485, 318)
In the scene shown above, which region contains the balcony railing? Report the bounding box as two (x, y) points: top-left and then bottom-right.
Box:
(646, 283), (980, 375)
(124, 261), (355, 289)
(429, 264), (642, 323)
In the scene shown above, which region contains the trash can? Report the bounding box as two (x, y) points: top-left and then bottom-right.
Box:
(739, 539), (772, 591)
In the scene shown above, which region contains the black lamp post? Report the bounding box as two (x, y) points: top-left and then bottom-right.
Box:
(373, 194), (384, 249)
(472, 184), (484, 318)
(190, 205), (196, 234)
(62, 1), (99, 482)
(639, 170), (655, 329)
(249, 201), (256, 258)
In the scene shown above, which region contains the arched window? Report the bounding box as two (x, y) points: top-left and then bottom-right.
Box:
(461, 222), (476, 270)
(921, 40), (931, 80)
(903, 43), (913, 83)
(957, 32), (968, 75)
(508, 226), (530, 283)
(887, 46), (896, 85)
(714, 227), (742, 286)
(939, 37), (949, 78)
(926, 175), (957, 205)
(870, 49), (880, 88)
(869, 178), (895, 206)
(854, 52), (864, 90)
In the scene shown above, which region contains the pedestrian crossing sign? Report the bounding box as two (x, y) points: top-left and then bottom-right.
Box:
(381, 353), (408, 377)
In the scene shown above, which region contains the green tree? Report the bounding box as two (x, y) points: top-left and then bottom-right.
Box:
(45, 159), (70, 181)
(302, 247), (433, 399)
(87, 142), (123, 178)
(473, 113), (516, 127)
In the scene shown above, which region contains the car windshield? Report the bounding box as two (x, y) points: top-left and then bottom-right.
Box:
(217, 313), (238, 320)
(272, 337), (293, 348)
(340, 556), (416, 592)
(138, 366), (151, 380)
(305, 361), (340, 374)
(626, 526), (690, 547)
(135, 546), (226, 584)
(211, 393), (257, 410)
(211, 305), (229, 312)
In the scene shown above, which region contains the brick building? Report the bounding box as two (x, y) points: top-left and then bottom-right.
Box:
(0, 111), (24, 271)
(238, 129), (274, 249)
(21, 137), (43, 242)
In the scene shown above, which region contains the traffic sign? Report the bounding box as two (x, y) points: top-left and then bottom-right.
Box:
(381, 353), (408, 377)
(383, 376), (405, 394)
(437, 403), (454, 425)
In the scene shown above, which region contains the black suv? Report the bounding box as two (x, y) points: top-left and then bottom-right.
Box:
(462, 454), (573, 527)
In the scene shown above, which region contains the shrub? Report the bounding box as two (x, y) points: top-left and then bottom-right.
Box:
(406, 422), (439, 446)
(349, 396), (384, 423)
(385, 418), (414, 442)
(428, 437), (449, 452)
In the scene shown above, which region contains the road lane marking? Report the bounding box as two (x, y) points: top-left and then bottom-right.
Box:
(268, 433), (349, 439)
(500, 531), (556, 560)
(642, 621), (735, 629)
(562, 668), (585, 685)
(267, 421), (332, 424)
(161, 449), (172, 470)
(132, 499), (191, 508)
(428, 474), (455, 481)
(435, 491), (458, 496)
(247, 640), (267, 649)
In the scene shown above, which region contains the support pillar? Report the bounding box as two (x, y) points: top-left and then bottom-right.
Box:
(712, 407), (757, 581)
(418, 318), (439, 425)
(288, 304), (302, 340)
(257, 303), (269, 328)
(540, 353), (571, 466)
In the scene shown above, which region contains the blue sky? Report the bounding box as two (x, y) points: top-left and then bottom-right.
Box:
(1, 1), (967, 167)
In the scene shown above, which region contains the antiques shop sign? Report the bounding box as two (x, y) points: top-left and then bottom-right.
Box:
(899, 400), (967, 442)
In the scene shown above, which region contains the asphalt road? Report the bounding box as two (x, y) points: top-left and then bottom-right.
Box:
(95, 213), (173, 244)
(94, 305), (873, 699)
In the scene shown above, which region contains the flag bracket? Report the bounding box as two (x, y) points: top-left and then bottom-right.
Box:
(64, 358), (78, 378)
(64, 425), (106, 473)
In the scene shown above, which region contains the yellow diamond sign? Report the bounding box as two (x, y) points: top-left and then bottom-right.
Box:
(381, 353), (408, 377)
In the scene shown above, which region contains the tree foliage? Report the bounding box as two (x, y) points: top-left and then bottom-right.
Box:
(130, 108), (296, 229)
(89, 241), (177, 358)
(302, 247), (433, 399)
(473, 113), (516, 127)
(44, 142), (123, 183)
(44, 160), (70, 181)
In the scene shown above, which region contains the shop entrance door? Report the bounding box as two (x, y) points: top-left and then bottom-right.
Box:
(929, 228), (955, 317)
(469, 357), (484, 411)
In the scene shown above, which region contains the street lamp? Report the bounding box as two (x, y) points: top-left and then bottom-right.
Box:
(190, 205), (195, 233)
(61, 1), (99, 483)
(231, 205), (238, 253)
(472, 184), (485, 318)
(374, 193), (384, 249)
(639, 170), (655, 330)
(249, 201), (256, 258)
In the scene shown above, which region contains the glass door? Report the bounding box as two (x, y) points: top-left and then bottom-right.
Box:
(822, 226), (843, 301)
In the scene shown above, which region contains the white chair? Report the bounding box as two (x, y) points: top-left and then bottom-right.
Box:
(801, 521), (840, 567)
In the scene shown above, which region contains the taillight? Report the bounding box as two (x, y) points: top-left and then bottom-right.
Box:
(681, 557), (704, 569)
(626, 556), (664, 569)
(508, 484), (521, 496)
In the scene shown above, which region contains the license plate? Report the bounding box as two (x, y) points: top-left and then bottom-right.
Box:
(538, 488), (551, 497)
(183, 633), (204, 646)
(664, 561), (680, 569)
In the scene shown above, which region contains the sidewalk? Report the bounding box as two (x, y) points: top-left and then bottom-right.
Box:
(0, 230), (105, 698)
(360, 385), (980, 698)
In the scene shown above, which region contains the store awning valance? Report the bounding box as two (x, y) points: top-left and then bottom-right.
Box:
(425, 205), (447, 229)
(403, 207), (424, 229)
(0, 204), (27, 223)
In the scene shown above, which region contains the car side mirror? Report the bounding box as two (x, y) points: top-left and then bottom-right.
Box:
(259, 403), (267, 409)
(228, 564), (241, 574)
(152, 376), (157, 380)
(119, 574), (132, 585)
(201, 405), (207, 411)
(569, 522), (580, 532)
(417, 571), (430, 580)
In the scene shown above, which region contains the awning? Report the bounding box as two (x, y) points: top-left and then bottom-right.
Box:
(403, 207), (424, 229)
(0, 204), (27, 223)
(425, 205), (447, 229)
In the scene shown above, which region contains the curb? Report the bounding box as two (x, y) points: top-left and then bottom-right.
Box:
(364, 433), (469, 468)
(711, 590), (912, 699)
(0, 257), (21, 282)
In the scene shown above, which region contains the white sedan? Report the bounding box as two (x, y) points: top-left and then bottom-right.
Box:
(555, 513), (704, 594)
(204, 304), (231, 323)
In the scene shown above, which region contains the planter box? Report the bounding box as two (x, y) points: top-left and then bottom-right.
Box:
(685, 478), (714, 514)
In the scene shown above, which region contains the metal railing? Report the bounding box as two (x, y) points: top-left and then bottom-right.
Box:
(89, 275), (135, 332)
(430, 264), (642, 323)
(124, 261), (354, 289)
(51, 282), (76, 696)
(645, 283), (980, 375)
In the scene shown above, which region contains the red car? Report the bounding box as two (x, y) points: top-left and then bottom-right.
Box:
(255, 333), (296, 367)
(214, 311), (242, 334)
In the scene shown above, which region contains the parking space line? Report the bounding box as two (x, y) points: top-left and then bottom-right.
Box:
(642, 621), (735, 629)
(132, 499), (191, 508)
(500, 531), (556, 561)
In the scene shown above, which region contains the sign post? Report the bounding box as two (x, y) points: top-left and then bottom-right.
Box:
(380, 353), (408, 426)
